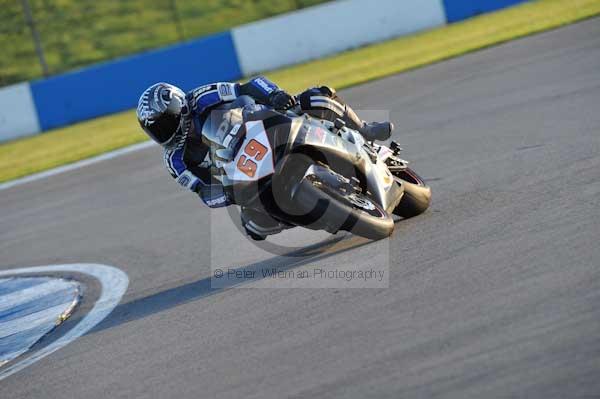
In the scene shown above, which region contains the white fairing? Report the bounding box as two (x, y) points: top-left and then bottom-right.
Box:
(307, 121), (399, 210)
(222, 120), (275, 182)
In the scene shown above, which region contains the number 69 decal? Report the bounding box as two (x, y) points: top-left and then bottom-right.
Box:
(225, 120), (274, 181)
(236, 139), (268, 178)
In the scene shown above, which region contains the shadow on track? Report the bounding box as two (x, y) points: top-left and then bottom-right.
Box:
(88, 233), (371, 335)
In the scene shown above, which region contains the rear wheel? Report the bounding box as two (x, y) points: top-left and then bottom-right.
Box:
(392, 168), (431, 218)
(290, 166), (394, 240)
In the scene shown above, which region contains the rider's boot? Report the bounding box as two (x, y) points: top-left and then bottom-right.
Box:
(241, 207), (286, 241)
(342, 104), (394, 142)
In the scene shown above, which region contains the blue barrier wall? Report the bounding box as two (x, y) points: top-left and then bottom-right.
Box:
(443, 0), (528, 23)
(30, 32), (241, 131)
(0, 0), (534, 142)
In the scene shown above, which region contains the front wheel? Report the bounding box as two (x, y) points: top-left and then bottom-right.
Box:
(392, 168), (431, 218)
(290, 166), (394, 240)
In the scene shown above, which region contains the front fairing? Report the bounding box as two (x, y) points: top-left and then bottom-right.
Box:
(294, 118), (403, 212)
(214, 111), (300, 206)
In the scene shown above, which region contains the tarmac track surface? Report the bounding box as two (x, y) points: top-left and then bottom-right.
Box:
(1, 18), (599, 399)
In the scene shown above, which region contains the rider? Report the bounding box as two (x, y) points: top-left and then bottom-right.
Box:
(136, 76), (393, 240)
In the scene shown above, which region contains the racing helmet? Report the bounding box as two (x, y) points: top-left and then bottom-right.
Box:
(137, 82), (187, 146)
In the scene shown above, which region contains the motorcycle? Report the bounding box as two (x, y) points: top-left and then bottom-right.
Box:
(203, 98), (431, 240)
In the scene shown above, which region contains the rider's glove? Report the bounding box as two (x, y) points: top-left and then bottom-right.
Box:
(269, 90), (297, 111)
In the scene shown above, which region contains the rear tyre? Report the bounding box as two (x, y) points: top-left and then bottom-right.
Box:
(291, 168), (394, 240)
(392, 168), (431, 218)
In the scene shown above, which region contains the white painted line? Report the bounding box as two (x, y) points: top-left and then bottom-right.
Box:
(0, 264), (129, 381)
(0, 141), (155, 192)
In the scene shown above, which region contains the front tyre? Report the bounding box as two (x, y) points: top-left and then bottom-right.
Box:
(392, 168), (431, 218)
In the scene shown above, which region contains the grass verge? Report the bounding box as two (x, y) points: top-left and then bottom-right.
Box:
(1, 0), (599, 183)
(0, 0), (329, 86)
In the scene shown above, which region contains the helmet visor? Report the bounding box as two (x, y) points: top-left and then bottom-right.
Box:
(140, 112), (181, 145)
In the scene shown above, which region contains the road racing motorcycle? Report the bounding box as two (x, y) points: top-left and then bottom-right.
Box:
(203, 98), (431, 240)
